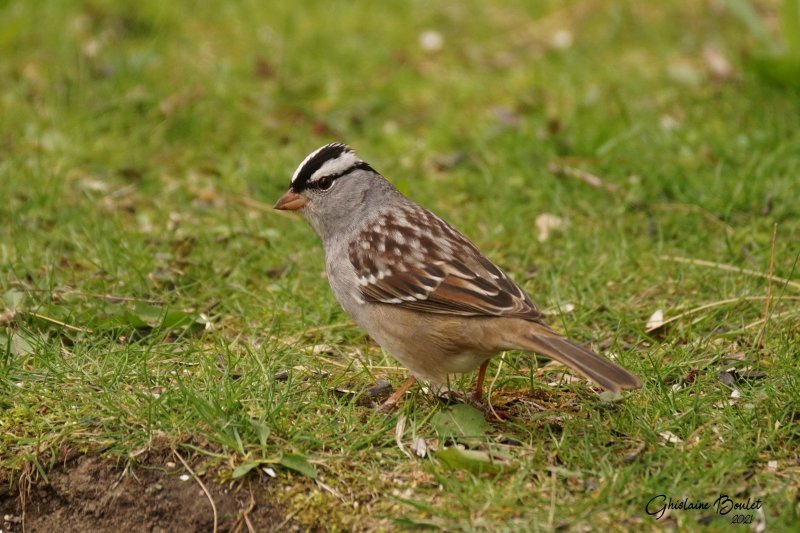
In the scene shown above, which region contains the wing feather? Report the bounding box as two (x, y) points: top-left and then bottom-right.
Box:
(348, 205), (542, 321)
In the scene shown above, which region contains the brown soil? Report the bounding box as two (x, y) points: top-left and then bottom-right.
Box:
(0, 454), (304, 533)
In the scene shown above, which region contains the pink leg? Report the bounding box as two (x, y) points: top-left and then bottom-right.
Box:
(472, 361), (489, 402)
(378, 376), (417, 412)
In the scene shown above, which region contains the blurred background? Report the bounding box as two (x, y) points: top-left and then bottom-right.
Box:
(3, 0), (798, 324)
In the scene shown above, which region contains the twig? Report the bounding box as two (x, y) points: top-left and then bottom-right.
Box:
(57, 289), (163, 304)
(742, 308), (799, 331)
(301, 321), (356, 336)
(359, 364), (405, 372)
(647, 295), (800, 331)
(232, 487), (257, 533)
(312, 355), (406, 373)
(547, 163), (621, 194)
(173, 449), (218, 533)
(244, 507), (256, 533)
(660, 255), (800, 292)
(316, 479), (347, 502)
(18, 463), (34, 533)
(26, 312), (93, 333)
(755, 224), (778, 351)
(487, 354), (506, 422)
(274, 508), (300, 531)
(20, 287), (164, 304)
(244, 513), (256, 533)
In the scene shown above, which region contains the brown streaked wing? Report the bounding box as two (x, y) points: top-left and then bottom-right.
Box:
(348, 206), (543, 321)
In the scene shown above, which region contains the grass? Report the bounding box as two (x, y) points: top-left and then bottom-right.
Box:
(2, 0), (799, 530)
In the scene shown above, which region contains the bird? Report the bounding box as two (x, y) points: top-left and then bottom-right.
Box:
(274, 143), (641, 410)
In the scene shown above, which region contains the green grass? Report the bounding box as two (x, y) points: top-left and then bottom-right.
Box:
(2, 0), (799, 530)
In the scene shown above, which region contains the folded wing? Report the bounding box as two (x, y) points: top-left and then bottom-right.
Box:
(348, 205), (543, 322)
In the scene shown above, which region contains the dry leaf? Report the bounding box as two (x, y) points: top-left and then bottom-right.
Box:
(724, 351), (746, 361)
(737, 369), (766, 380)
(550, 29), (573, 50)
(548, 164), (620, 193)
(542, 303), (575, 316)
(0, 308), (14, 325)
(646, 309), (665, 331)
(311, 344), (336, 355)
(547, 373), (583, 387)
(535, 213), (567, 242)
(659, 431), (683, 444)
(660, 114), (680, 131)
(702, 45), (735, 81)
(623, 441), (646, 463)
(419, 30), (443, 52)
(410, 437), (428, 458)
(395, 415), (412, 459)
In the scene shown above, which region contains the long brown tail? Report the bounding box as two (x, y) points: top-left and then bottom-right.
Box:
(517, 327), (642, 393)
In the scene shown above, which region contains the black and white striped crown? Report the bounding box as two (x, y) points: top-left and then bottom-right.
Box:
(291, 143), (373, 192)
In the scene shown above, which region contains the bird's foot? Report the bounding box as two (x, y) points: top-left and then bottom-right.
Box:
(377, 398), (400, 413)
(375, 376), (416, 413)
(436, 389), (487, 410)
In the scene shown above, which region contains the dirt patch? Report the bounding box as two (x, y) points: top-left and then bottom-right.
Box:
(0, 454), (303, 532)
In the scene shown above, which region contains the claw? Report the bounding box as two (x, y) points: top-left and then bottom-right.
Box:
(376, 376), (416, 413)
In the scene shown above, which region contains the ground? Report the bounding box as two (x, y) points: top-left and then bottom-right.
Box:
(2, 0), (800, 531)
(1, 454), (299, 533)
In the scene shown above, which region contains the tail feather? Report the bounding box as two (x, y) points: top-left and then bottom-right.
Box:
(519, 330), (641, 393)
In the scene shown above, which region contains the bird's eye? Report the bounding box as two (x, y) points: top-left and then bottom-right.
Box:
(317, 176), (333, 190)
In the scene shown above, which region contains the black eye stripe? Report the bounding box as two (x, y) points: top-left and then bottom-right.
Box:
(302, 161), (375, 191)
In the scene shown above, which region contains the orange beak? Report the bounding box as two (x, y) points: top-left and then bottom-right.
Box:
(273, 189), (307, 211)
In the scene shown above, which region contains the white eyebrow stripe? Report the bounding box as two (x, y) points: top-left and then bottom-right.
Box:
(307, 151), (361, 183)
(292, 145), (329, 183)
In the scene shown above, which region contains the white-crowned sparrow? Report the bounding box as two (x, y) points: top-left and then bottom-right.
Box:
(274, 143), (641, 409)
